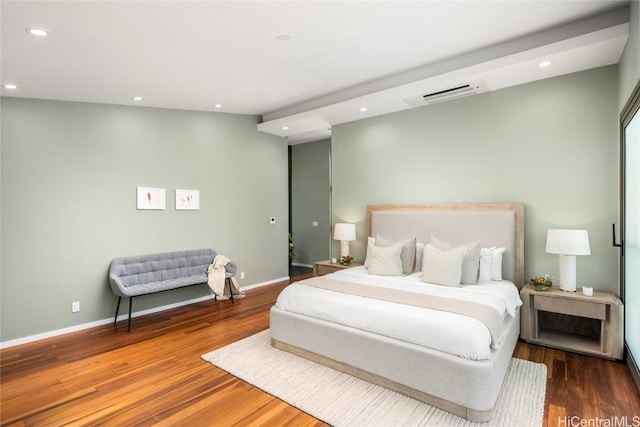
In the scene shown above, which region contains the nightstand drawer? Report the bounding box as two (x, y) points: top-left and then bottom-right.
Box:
(316, 264), (340, 276)
(534, 295), (607, 320)
(313, 260), (362, 276)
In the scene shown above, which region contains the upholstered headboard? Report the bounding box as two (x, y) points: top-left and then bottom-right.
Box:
(367, 203), (525, 287)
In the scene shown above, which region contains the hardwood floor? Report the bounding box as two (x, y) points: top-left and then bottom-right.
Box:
(1, 277), (639, 426)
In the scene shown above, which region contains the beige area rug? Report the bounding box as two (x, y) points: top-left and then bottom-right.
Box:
(202, 330), (546, 427)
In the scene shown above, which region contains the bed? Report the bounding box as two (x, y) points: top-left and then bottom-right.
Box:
(270, 203), (525, 421)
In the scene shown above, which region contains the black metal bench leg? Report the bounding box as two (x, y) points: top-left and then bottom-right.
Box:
(226, 278), (234, 303)
(128, 297), (133, 333)
(114, 296), (122, 326)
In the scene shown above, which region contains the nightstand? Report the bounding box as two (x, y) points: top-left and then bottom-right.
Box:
(313, 260), (362, 276)
(520, 284), (623, 360)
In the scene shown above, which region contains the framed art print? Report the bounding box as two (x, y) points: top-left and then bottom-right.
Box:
(136, 187), (166, 210)
(175, 189), (200, 210)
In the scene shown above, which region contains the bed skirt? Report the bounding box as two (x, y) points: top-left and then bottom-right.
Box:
(269, 306), (520, 422)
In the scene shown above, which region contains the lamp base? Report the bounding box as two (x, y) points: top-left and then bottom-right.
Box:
(340, 240), (350, 259)
(558, 255), (577, 292)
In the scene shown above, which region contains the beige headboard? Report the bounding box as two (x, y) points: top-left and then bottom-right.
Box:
(367, 203), (525, 287)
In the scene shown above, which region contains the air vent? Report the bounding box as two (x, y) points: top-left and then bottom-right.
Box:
(403, 80), (489, 106)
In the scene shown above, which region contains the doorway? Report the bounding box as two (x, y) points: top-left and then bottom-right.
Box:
(288, 139), (332, 277)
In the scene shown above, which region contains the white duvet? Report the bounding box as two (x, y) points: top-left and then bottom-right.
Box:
(275, 267), (522, 360)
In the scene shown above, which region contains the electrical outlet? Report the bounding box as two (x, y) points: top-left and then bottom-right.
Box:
(312, 221), (319, 227)
(240, 272), (245, 280)
(72, 301), (80, 313)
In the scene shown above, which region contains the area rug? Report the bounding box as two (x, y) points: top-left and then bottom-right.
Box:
(202, 329), (546, 427)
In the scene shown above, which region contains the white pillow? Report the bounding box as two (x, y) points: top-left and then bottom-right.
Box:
(429, 235), (480, 285)
(363, 236), (376, 268)
(491, 247), (506, 280)
(368, 243), (403, 276)
(421, 244), (467, 287)
(479, 247), (506, 281)
(375, 235), (416, 275)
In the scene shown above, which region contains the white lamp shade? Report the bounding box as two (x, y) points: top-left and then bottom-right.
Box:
(545, 229), (591, 256)
(333, 223), (356, 241)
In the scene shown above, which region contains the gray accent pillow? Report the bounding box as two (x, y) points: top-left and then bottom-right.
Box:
(414, 242), (425, 272)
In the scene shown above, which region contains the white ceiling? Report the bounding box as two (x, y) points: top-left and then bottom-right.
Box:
(0, 1), (630, 144)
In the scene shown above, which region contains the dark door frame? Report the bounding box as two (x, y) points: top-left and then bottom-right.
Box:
(620, 78), (640, 392)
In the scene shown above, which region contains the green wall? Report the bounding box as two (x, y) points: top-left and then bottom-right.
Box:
(290, 138), (331, 266)
(0, 98), (288, 342)
(332, 65), (619, 293)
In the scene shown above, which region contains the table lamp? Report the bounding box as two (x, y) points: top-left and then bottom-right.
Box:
(545, 229), (591, 292)
(334, 223), (356, 258)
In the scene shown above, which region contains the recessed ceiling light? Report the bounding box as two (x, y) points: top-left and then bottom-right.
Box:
(214, 104), (222, 109)
(360, 107), (368, 112)
(539, 61), (551, 68)
(282, 126), (289, 130)
(132, 96), (142, 101)
(2, 83), (18, 90)
(26, 27), (49, 37)
(276, 33), (293, 42)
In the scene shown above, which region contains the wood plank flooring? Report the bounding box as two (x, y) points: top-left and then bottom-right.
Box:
(1, 277), (639, 426)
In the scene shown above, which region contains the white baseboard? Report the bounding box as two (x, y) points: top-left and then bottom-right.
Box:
(0, 277), (288, 349)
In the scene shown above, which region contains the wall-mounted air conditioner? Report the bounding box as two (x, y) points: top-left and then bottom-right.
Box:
(403, 80), (490, 106)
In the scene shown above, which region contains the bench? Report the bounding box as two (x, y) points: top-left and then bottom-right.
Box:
(108, 248), (237, 331)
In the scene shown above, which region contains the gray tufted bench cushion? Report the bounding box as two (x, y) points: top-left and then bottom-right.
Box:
(109, 248), (237, 331)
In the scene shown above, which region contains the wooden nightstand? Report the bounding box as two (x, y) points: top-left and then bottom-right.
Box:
(313, 260), (362, 276)
(520, 284), (623, 360)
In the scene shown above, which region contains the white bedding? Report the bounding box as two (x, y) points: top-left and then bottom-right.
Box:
(275, 267), (522, 360)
